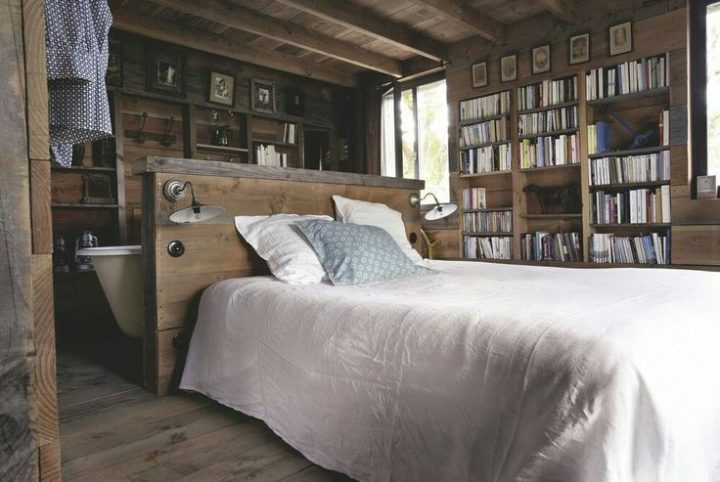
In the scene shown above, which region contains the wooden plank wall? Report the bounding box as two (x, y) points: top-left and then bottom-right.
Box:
(137, 159), (423, 394)
(445, 2), (720, 266)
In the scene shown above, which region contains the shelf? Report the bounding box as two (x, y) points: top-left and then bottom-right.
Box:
(51, 166), (116, 173)
(459, 170), (512, 178)
(459, 139), (511, 150)
(589, 180), (671, 190)
(586, 86), (670, 107)
(519, 163), (581, 173)
(442, 258), (676, 269)
(517, 100), (579, 115)
(591, 223), (671, 228)
(462, 207), (513, 213)
(518, 128), (579, 140)
(588, 145), (671, 159)
(462, 232), (514, 237)
(196, 143), (249, 153)
(522, 213), (583, 220)
(252, 139), (298, 148)
(52, 203), (119, 209)
(459, 113), (509, 126)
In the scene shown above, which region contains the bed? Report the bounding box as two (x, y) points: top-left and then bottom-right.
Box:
(180, 260), (720, 482)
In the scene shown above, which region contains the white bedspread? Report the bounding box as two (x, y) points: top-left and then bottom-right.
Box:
(180, 261), (720, 482)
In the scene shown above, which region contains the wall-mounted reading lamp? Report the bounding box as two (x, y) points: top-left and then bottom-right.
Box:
(163, 180), (225, 223)
(409, 192), (458, 220)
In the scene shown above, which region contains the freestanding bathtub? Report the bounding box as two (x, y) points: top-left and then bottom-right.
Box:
(76, 245), (143, 339)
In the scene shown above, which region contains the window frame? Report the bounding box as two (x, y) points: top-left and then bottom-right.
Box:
(690, 0), (719, 193)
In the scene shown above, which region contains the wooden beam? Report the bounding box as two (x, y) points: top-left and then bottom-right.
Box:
(409, 0), (506, 45)
(109, 6), (357, 87)
(146, 0), (402, 77)
(272, 0), (447, 61)
(536, 0), (578, 23)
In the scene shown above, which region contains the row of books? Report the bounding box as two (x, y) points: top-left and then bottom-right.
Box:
(462, 187), (487, 209)
(519, 134), (580, 169)
(586, 54), (670, 100)
(590, 233), (670, 265)
(255, 144), (288, 167)
(590, 152), (671, 186)
(518, 106), (578, 136)
(586, 122), (611, 155)
(281, 123), (297, 144)
(521, 232), (582, 262)
(591, 186), (671, 225)
(460, 144), (512, 174)
(460, 91), (511, 122)
(464, 236), (513, 260)
(460, 119), (509, 147)
(517, 76), (578, 112)
(463, 211), (512, 234)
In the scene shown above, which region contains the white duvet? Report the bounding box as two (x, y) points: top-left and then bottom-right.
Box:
(180, 261), (720, 482)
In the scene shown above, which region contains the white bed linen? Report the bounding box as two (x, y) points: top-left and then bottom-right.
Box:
(180, 261), (720, 482)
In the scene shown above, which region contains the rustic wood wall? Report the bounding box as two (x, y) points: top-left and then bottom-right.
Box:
(135, 157), (424, 395)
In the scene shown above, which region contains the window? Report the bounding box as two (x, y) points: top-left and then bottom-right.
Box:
(691, 0), (720, 181)
(381, 77), (450, 203)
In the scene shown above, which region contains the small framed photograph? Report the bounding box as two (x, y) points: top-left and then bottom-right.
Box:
(609, 21), (633, 56)
(147, 47), (184, 96)
(531, 44), (551, 75)
(251, 78), (275, 113)
(500, 55), (517, 83)
(208, 71), (235, 107)
(697, 175), (718, 199)
(471, 61), (488, 88)
(106, 38), (123, 88)
(569, 33), (590, 65)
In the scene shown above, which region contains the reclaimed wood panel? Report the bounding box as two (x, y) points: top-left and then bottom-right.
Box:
(23, 0), (49, 160)
(672, 226), (720, 266)
(31, 160), (53, 254)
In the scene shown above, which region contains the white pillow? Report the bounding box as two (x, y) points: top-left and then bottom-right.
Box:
(332, 195), (423, 264)
(234, 214), (332, 284)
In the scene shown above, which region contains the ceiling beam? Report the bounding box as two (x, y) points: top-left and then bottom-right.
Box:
(408, 0), (506, 45)
(536, 0), (578, 23)
(146, 0), (402, 77)
(273, 0), (447, 62)
(110, 6), (357, 87)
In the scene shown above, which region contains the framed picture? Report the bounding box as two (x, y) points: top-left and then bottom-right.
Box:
(500, 55), (517, 83)
(208, 71), (235, 107)
(531, 44), (551, 75)
(609, 21), (633, 56)
(106, 38), (123, 88)
(147, 47), (184, 96)
(471, 62), (488, 88)
(569, 33), (590, 65)
(251, 78), (275, 113)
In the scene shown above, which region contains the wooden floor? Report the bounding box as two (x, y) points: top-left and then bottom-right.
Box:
(58, 349), (354, 481)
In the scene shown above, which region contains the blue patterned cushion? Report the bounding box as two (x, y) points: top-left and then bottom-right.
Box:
(296, 220), (429, 286)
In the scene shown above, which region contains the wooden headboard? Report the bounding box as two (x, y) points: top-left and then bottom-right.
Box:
(134, 157), (424, 395)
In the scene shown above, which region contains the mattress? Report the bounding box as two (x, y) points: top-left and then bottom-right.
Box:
(180, 260), (720, 482)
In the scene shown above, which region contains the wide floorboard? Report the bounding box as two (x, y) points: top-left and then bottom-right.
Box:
(58, 350), (353, 481)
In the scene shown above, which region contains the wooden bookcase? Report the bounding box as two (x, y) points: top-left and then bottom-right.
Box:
(454, 54), (674, 266)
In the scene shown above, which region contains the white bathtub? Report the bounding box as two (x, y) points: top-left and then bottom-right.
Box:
(76, 245), (143, 339)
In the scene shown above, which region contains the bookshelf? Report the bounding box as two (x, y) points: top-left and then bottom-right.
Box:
(453, 53), (676, 267)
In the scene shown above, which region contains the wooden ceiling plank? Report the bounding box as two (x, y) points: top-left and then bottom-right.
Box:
(409, 0), (506, 44)
(110, 6), (357, 86)
(273, 0), (447, 61)
(535, 0), (578, 23)
(144, 0), (401, 77)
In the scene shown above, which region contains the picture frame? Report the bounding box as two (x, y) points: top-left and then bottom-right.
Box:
(146, 47), (184, 96)
(208, 71), (236, 107)
(251, 78), (276, 113)
(500, 55), (517, 83)
(569, 33), (591, 65)
(609, 21), (633, 56)
(106, 38), (123, 88)
(471, 61), (488, 88)
(531, 44), (551, 75)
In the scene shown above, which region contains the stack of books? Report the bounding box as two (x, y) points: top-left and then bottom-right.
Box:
(586, 54), (670, 100)
(521, 232), (582, 262)
(460, 91), (511, 122)
(591, 186), (671, 224)
(463, 210), (512, 234)
(520, 134), (579, 168)
(255, 144), (288, 167)
(461, 144), (512, 174)
(517, 76), (578, 111)
(464, 236), (513, 260)
(586, 121), (612, 155)
(281, 123), (296, 144)
(462, 187), (487, 209)
(460, 119), (509, 147)
(590, 233), (670, 264)
(518, 106), (578, 136)
(590, 152), (671, 185)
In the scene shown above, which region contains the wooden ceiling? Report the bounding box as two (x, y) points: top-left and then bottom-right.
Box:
(108, 0), (585, 86)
